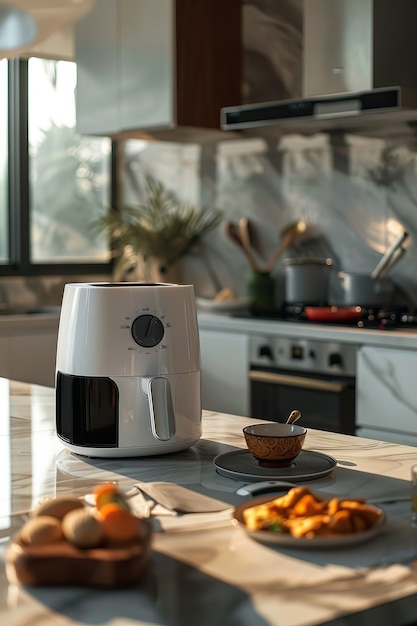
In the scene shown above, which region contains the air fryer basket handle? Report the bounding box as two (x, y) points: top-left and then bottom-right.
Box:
(148, 377), (176, 440)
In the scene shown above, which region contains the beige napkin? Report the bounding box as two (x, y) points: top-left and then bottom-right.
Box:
(134, 482), (231, 513)
(157, 509), (234, 532)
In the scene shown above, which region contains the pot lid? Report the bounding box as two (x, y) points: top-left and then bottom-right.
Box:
(284, 257), (332, 266)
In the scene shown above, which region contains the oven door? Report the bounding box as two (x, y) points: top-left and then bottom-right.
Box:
(249, 367), (356, 435)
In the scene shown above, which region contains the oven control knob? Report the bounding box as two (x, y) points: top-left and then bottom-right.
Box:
(328, 352), (343, 367)
(131, 314), (165, 347)
(258, 345), (274, 361)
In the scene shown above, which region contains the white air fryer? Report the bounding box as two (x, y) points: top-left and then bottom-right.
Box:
(55, 282), (202, 457)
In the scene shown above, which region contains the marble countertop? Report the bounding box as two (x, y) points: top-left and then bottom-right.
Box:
(197, 311), (417, 349)
(1, 377), (417, 625)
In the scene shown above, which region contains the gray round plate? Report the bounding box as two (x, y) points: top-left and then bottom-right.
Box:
(213, 449), (337, 482)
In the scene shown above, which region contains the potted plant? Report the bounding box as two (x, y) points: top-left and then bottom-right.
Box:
(93, 176), (223, 282)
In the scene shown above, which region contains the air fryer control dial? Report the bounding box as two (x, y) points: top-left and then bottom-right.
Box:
(131, 314), (165, 347)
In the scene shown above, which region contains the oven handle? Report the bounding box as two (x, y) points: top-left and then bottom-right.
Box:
(249, 370), (349, 393)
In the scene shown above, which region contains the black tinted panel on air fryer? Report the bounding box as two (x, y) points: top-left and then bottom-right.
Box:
(56, 373), (118, 447)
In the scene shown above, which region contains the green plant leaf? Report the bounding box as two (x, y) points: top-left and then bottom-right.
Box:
(91, 176), (223, 268)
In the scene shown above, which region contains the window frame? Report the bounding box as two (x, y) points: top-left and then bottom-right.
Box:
(1, 57), (114, 277)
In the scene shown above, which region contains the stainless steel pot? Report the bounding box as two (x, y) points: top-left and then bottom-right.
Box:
(284, 258), (333, 305)
(337, 272), (394, 306)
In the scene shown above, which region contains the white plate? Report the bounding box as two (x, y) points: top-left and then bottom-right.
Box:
(196, 297), (249, 313)
(233, 495), (386, 549)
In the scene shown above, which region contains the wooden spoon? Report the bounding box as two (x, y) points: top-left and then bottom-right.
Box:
(265, 221), (315, 273)
(239, 217), (260, 272)
(286, 410), (301, 425)
(224, 221), (259, 271)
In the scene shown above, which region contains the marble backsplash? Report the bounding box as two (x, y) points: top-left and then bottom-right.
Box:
(122, 130), (417, 310)
(2, 129), (417, 315)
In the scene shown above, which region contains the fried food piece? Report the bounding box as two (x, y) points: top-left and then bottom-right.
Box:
(326, 497), (341, 517)
(327, 509), (354, 534)
(349, 513), (368, 533)
(290, 493), (327, 517)
(286, 514), (330, 538)
(242, 503), (283, 531)
(241, 487), (382, 539)
(272, 487), (311, 512)
(338, 501), (383, 527)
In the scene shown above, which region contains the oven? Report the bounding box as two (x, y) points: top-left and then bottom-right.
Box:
(249, 335), (357, 435)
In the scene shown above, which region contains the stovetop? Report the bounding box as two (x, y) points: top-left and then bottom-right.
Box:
(233, 304), (417, 331)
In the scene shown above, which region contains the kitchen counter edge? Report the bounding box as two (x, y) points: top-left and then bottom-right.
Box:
(197, 312), (417, 349)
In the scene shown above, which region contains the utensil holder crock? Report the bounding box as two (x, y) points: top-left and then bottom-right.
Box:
(248, 271), (276, 316)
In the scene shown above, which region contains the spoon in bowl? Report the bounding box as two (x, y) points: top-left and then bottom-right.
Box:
(286, 410), (301, 424)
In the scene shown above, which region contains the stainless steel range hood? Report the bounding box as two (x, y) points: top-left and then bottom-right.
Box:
(222, 0), (417, 135)
(222, 86), (417, 135)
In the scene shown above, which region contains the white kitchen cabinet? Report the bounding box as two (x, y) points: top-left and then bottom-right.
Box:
(197, 313), (417, 442)
(75, 0), (241, 136)
(0, 316), (59, 388)
(8, 332), (58, 388)
(356, 345), (417, 446)
(199, 329), (250, 417)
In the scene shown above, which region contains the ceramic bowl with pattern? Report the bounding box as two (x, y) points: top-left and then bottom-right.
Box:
(243, 423), (307, 467)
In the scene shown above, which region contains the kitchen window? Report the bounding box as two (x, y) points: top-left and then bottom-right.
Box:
(1, 57), (113, 276)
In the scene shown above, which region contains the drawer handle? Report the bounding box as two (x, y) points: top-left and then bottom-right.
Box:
(249, 370), (348, 393)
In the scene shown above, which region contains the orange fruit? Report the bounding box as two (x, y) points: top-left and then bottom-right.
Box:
(98, 502), (141, 543)
(94, 483), (130, 512)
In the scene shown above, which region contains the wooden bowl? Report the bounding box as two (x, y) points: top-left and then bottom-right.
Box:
(243, 423), (307, 467)
(5, 519), (153, 588)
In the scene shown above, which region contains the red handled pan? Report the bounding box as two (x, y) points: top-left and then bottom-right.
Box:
(304, 306), (364, 323)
